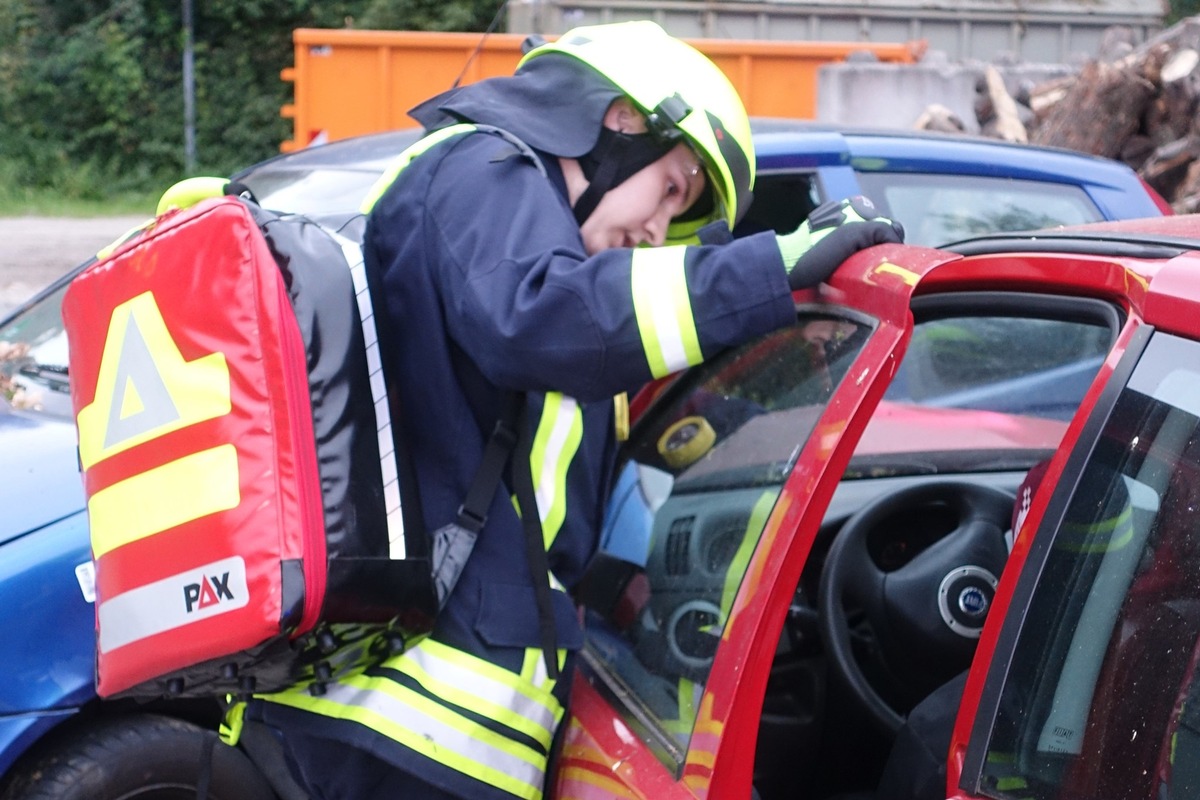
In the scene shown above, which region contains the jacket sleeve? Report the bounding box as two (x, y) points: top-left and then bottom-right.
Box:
(414, 134), (795, 402)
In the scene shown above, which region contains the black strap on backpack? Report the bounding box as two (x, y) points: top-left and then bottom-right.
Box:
(430, 392), (523, 607)
(431, 391), (558, 680)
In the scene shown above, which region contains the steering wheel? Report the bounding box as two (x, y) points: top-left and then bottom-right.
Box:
(817, 481), (1013, 736)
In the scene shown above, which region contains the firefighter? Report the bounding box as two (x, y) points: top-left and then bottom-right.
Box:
(243, 20), (903, 800)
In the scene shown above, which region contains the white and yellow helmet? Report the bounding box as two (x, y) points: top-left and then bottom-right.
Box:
(520, 21), (755, 230)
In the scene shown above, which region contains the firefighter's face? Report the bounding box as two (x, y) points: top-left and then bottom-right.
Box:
(579, 143), (707, 254)
(571, 98), (708, 255)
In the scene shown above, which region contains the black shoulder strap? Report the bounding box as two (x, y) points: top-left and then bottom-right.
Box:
(430, 392), (522, 607)
(456, 392), (523, 531)
(432, 391), (559, 681)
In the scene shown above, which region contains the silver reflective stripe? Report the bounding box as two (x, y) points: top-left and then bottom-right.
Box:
(102, 317), (181, 449)
(98, 556), (248, 652)
(402, 642), (558, 738)
(307, 676), (545, 797)
(327, 231), (405, 557)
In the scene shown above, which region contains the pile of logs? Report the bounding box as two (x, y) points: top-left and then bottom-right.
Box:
(937, 17), (1200, 212)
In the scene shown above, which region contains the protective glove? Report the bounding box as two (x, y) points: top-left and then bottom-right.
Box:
(777, 196), (905, 290)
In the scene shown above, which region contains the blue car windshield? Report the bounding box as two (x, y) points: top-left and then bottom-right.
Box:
(0, 283), (74, 420)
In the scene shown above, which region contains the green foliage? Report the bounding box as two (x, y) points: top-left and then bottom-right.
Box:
(0, 0), (499, 209)
(1167, 0), (1200, 23)
(0, 155), (159, 214)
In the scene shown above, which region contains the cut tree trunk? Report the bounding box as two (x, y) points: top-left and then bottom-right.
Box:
(1030, 47), (1166, 158)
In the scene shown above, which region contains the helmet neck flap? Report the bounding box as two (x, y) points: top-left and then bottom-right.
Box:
(409, 54), (620, 163)
(408, 53), (689, 225)
(520, 21), (756, 231)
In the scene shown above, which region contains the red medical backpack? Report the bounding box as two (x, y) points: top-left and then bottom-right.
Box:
(62, 195), (437, 699)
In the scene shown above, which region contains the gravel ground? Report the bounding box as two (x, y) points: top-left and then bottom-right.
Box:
(0, 215), (148, 319)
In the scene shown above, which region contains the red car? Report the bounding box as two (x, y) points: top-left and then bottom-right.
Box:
(552, 214), (1200, 800)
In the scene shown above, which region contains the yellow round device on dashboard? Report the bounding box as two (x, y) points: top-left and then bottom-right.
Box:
(657, 415), (716, 469)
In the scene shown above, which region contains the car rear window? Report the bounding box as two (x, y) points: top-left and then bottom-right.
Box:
(856, 172), (1104, 247)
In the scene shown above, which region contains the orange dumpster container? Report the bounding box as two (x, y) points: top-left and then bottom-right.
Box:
(280, 28), (924, 151)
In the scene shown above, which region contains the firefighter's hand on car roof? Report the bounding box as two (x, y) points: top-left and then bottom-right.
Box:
(777, 196), (904, 290)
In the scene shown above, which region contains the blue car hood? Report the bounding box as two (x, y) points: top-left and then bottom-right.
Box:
(0, 404), (86, 545)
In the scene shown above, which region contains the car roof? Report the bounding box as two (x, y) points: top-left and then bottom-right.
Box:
(944, 213), (1200, 257)
(749, 117), (1142, 184)
(238, 118), (1138, 180)
(231, 130), (422, 177)
(232, 117), (1161, 235)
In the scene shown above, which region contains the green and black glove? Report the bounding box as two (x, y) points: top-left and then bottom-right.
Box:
(777, 196), (905, 290)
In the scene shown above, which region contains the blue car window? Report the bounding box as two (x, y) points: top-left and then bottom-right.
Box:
(0, 283), (73, 420)
(855, 172), (1104, 247)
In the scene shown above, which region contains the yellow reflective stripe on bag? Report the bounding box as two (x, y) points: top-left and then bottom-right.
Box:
(630, 246), (702, 378)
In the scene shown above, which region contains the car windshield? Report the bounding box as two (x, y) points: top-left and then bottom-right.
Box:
(0, 134), (420, 420)
(0, 283), (73, 420)
(232, 130), (420, 217)
(239, 168), (385, 217)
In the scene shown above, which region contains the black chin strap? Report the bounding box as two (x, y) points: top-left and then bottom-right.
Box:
(573, 128), (671, 224)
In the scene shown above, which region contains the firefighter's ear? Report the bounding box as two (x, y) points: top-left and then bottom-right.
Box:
(602, 97), (648, 135)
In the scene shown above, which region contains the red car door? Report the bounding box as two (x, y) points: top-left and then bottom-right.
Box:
(549, 245), (937, 800)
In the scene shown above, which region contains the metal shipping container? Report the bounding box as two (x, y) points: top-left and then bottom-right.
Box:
(507, 0), (1166, 63)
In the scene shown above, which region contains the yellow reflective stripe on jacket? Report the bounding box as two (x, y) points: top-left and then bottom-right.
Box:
(630, 246), (702, 378)
(360, 123), (478, 214)
(394, 638), (562, 750)
(219, 699), (246, 745)
(520, 645), (566, 686)
(268, 671), (548, 800)
(530, 392), (584, 549)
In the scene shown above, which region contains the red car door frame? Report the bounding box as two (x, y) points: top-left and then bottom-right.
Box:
(551, 243), (948, 800)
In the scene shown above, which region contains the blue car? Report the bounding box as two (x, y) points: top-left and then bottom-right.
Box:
(229, 121), (1170, 249)
(0, 123), (1166, 799)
